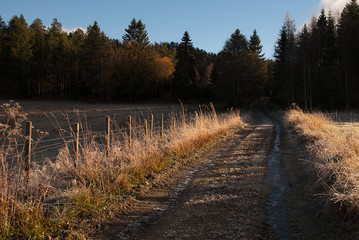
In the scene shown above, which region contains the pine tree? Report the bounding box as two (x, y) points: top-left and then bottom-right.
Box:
(338, 0), (359, 109)
(123, 18), (150, 48)
(82, 21), (113, 99)
(119, 18), (154, 100)
(223, 29), (248, 55)
(249, 29), (264, 58)
(215, 29), (267, 106)
(173, 31), (198, 99)
(29, 18), (47, 98)
(45, 18), (71, 98)
(273, 13), (296, 106)
(68, 28), (85, 98)
(323, 11), (340, 108)
(297, 24), (312, 111)
(0, 16), (6, 96)
(4, 14), (32, 97)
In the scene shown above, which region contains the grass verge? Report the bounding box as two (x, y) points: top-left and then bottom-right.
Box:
(286, 106), (359, 215)
(0, 102), (244, 239)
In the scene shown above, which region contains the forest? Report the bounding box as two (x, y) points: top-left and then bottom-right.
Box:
(0, 0), (359, 109)
(273, 0), (359, 110)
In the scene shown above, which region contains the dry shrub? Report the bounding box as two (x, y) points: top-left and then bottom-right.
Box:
(0, 102), (244, 238)
(286, 106), (359, 213)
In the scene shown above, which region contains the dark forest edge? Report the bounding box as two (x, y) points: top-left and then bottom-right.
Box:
(273, 0), (359, 110)
(1, 0), (359, 110)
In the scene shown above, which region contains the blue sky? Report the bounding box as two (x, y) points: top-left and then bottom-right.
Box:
(1, 0), (349, 58)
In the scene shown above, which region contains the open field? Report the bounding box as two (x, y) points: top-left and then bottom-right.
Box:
(0, 101), (200, 164)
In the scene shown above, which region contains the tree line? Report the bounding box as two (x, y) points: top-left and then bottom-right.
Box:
(0, 16), (179, 101)
(0, 14), (269, 106)
(273, 0), (359, 110)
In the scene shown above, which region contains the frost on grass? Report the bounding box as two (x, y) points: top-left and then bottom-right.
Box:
(286, 107), (359, 213)
(0, 102), (244, 238)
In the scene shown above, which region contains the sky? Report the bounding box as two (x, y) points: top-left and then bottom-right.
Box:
(1, 0), (351, 59)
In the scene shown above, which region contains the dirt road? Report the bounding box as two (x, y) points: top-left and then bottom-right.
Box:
(95, 111), (355, 240)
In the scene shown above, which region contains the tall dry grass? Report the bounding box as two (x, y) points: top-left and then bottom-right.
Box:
(286, 106), (359, 214)
(0, 102), (244, 238)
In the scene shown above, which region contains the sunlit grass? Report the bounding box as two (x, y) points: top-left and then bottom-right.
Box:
(0, 102), (244, 239)
(286, 106), (359, 214)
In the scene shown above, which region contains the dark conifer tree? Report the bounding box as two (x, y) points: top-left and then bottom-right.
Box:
(173, 31), (198, 99)
(68, 28), (85, 98)
(29, 18), (47, 98)
(3, 14), (32, 97)
(123, 18), (150, 48)
(323, 11), (340, 108)
(273, 13), (296, 106)
(338, 0), (359, 109)
(82, 21), (113, 99)
(223, 29), (248, 55)
(297, 24), (312, 110)
(0, 16), (6, 95)
(249, 29), (264, 58)
(120, 18), (154, 100)
(215, 29), (267, 106)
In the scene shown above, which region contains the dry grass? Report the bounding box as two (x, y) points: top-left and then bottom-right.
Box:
(0, 102), (244, 239)
(286, 106), (359, 214)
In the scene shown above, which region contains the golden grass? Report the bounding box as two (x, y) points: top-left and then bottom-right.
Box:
(286, 106), (359, 214)
(0, 102), (244, 239)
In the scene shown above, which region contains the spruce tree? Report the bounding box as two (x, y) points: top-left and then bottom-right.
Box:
(4, 14), (32, 97)
(120, 18), (154, 100)
(29, 18), (47, 98)
(123, 18), (150, 48)
(249, 29), (264, 58)
(0, 16), (6, 96)
(323, 11), (340, 108)
(338, 0), (359, 109)
(297, 24), (312, 111)
(83, 21), (113, 99)
(273, 13), (296, 106)
(223, 29), (248, 55)
(173, 31), (198, 99)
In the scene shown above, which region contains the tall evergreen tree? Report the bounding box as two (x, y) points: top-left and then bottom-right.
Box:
(123, 18), (150, 48)
(119, 18), (154, 100)
(323, 11), (340, 108)
(297, 23), (312, 111)
(173, 31), (198, 99)
(338, 0), (359, 109)
(0, 16), (6, 94)
(3, 14), (32, 97)
(223, 29), (248, 55)
(68, 28), (85, 98)
(82, 21), (113, 100)
(215, 29), (267, 106)
(46, 18), (71, 98)
(29, 18), (47, 98)
(249, 29), (264, 58)
(273, 13), (296, 106)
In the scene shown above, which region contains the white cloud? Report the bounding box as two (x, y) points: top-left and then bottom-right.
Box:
(62, 27), (87, 34)
(298, 0), (350, 32)
(319, 0), (349, 13)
